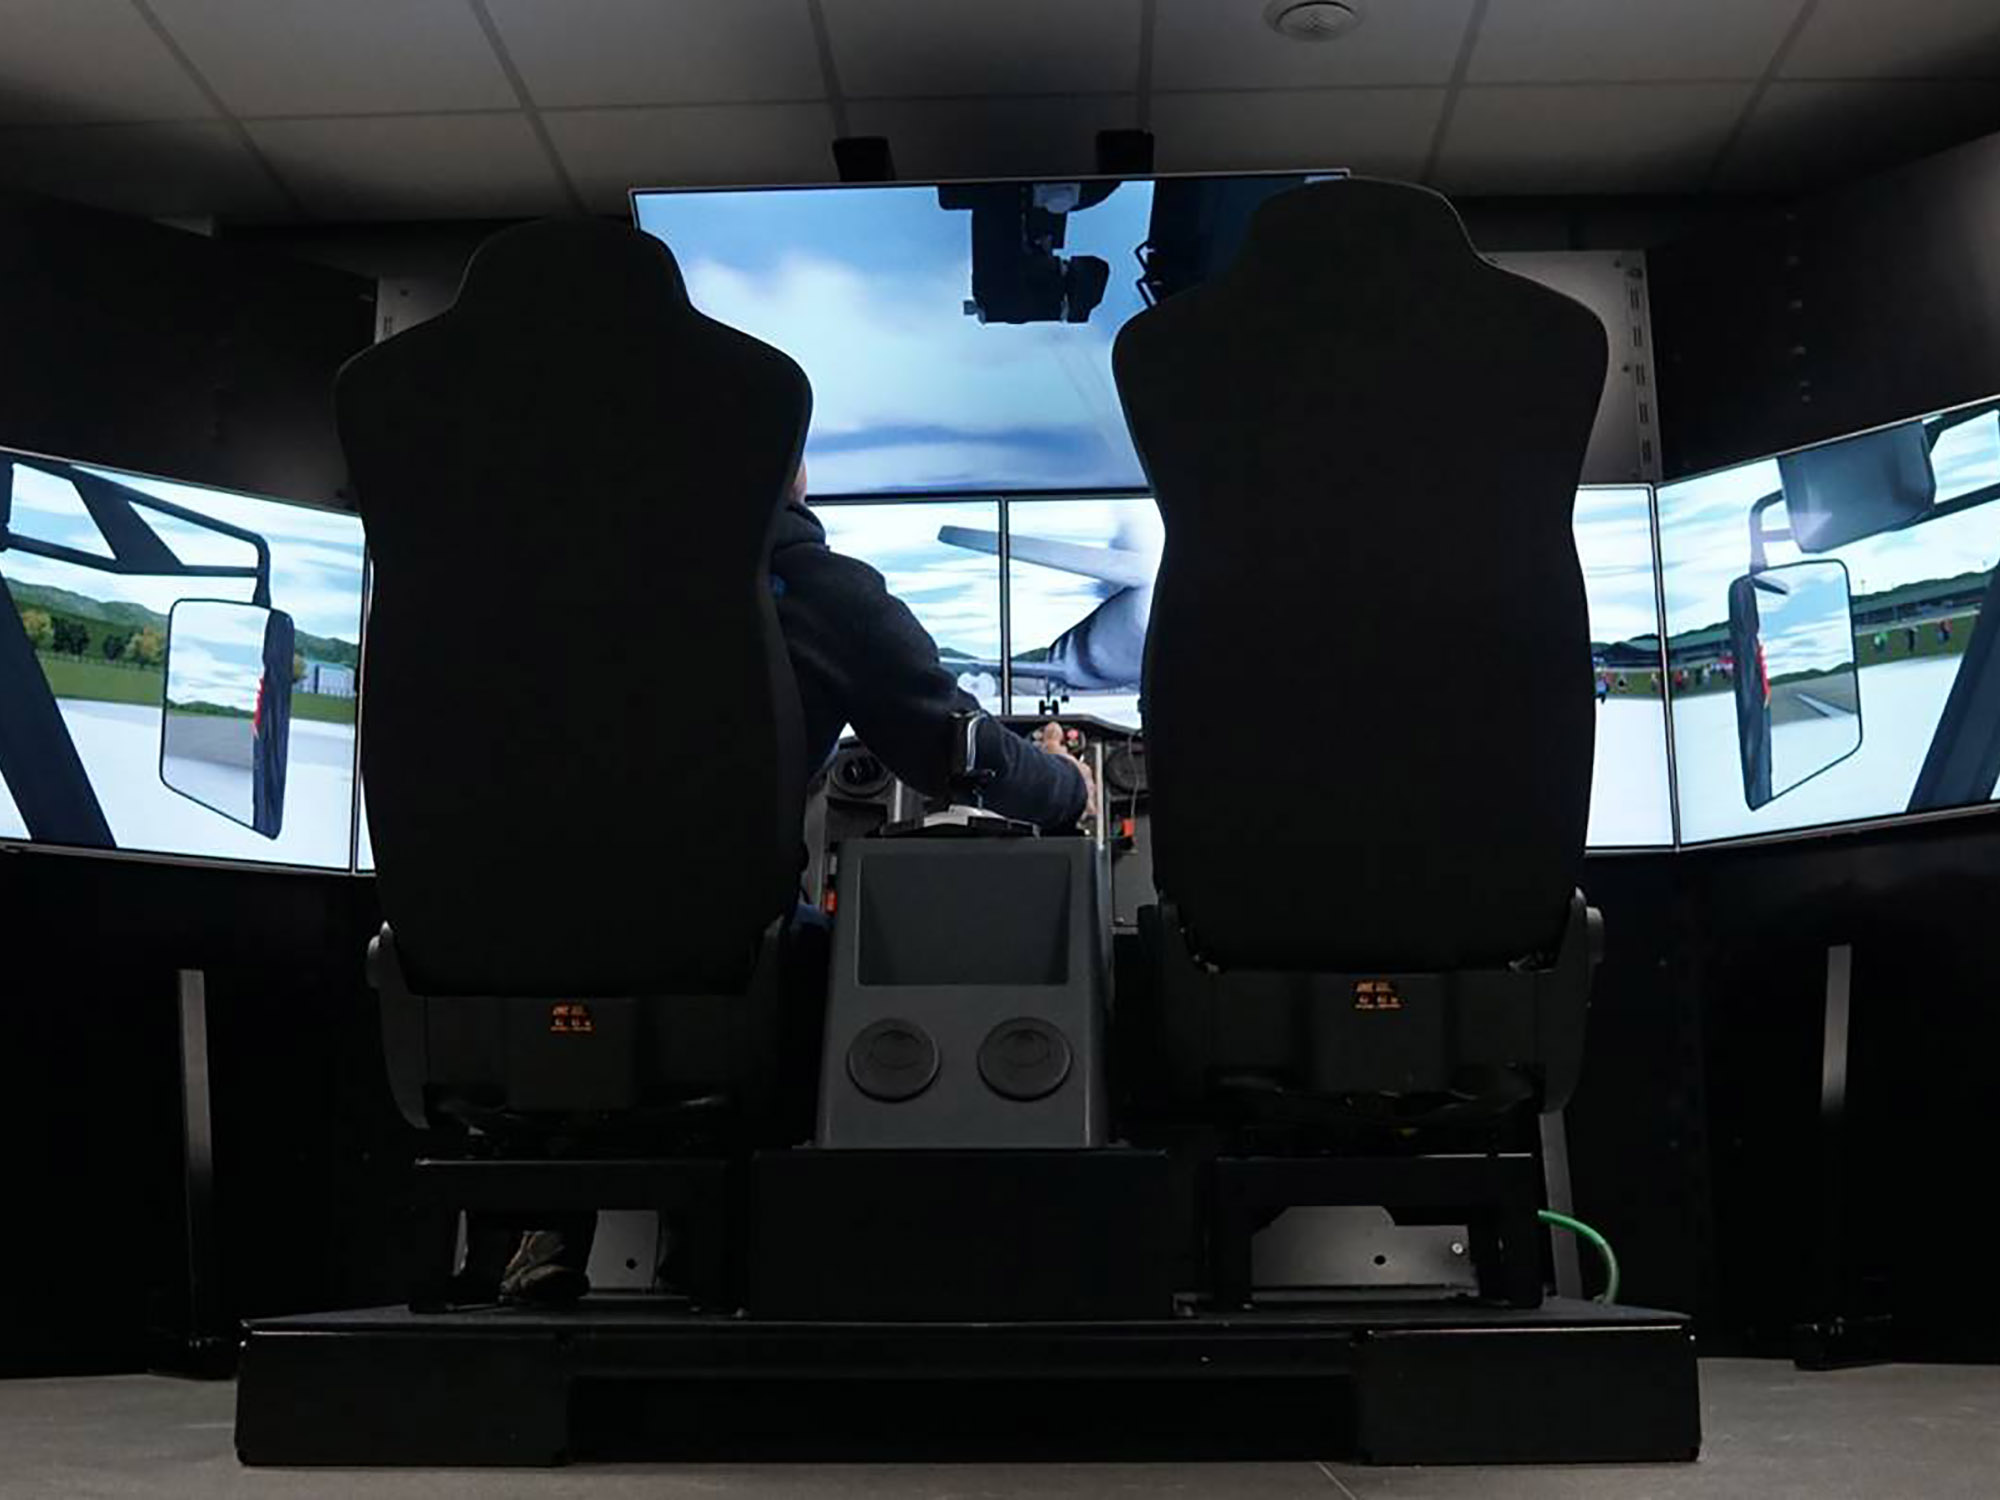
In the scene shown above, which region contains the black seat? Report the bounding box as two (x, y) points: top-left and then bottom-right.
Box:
(1119, 178), (1604, 981)
(1113, 178), (1608, 1307)
(337, 218), (811, 1126)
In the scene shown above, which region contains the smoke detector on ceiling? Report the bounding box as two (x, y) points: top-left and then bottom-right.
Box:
(1263, 0), (1366, 43)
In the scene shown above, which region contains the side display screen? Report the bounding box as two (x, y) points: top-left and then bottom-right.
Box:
(1659, 395), (2000, 843)
(1, 448), (364, 869)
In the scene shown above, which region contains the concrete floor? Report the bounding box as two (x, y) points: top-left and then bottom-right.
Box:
(1, 1359), (1996, 1499)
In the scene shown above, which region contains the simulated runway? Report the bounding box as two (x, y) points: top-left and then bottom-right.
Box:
(0, 700), (356, 867)
(1674, 656), (1966, 842)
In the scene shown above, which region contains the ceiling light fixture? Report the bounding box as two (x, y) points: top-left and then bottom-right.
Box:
(1263, 0), (1366, 43)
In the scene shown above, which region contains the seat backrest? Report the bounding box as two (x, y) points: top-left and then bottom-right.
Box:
(339, 219), (810, 996)
(1114, 180), (1606, 973)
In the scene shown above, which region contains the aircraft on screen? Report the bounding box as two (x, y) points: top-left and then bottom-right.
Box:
(937, 520), (1160, 695)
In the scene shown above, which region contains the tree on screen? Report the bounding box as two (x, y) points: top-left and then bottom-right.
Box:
(19, 608), (53, 650)
(127, 626), (165, 667)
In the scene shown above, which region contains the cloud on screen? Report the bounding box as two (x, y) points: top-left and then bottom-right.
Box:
(1759, 566), (1856, 675)
(1933, 409), (2000, 499)
(644, 181), (1156, 496)
(815, 502), (1002, 658)
(1573, 486), (1662, 644)
(167, 629), (264, 712)
(5, 466), (118, 558)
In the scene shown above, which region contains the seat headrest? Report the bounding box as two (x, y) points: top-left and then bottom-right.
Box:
(1221, 177), (1481, 290)
(449, 217), (692, 331)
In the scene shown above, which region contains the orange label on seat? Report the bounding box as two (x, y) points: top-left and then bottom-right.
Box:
(1353, 980), (1403, 1012)
(549, 1002), (596, 1035)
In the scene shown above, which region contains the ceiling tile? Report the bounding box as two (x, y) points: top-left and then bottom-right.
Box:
(546, 103), (837, 211)
(843, 95), (1138, 181)
(145, 0), (516, 116)
(1781, 0), (2000, 79)
(246, 113), (565, 220)
(485, 0), (825, 107)
(0, 121), (287, 218)
(1434, 83), (1754, 194)
(0, 0), (215, 124)
(823, 0), (1142, 98)
(1150, 88), (1443, 178)
(1467, 0), (1805, 83)
(1718, 79), (2000, 192)
(1152, 0), (1476, 91)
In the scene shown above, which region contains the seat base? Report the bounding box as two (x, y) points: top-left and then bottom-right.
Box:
(235, 1296), (1699, 1467)
(750, 1147), (1175, 1321)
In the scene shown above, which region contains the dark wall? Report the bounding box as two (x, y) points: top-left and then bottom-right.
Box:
(1686, 814), (2000, 1360)
(1566, 851), (1712, 1321)
(0, 852), (403, 1374)
(1652, 129), (2000, 479)
(1570, 812), (2000, 1359)
(0, 188), (374, 506)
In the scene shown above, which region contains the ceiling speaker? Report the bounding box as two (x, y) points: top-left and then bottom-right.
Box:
(1263, 0), (1366, 43)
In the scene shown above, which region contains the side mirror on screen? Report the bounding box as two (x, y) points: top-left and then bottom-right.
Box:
(1777, 421), (1936, 552)
(1728, 562), (1862, 810)
(159, 599), (296, 838)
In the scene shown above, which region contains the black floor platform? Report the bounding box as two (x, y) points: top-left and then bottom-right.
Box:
(235, 1296), (1700, 1468)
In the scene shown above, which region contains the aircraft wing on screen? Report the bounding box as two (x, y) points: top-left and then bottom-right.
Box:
(937, 525), (1157, 590)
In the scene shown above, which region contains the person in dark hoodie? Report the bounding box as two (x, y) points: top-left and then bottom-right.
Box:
(767, 463), (1092, 827)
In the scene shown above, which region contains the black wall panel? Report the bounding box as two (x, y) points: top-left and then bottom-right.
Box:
(1653, 130), (2000, 479)
(0, 188), (373, 506)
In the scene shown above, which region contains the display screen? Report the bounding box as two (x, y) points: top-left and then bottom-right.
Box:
(1578, 485), (1675, 847)
(1659, 396), (2000, 843)
(633, 174), (1336, 497)
(1, 448), (364, 869)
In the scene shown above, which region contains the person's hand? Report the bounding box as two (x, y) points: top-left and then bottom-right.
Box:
(1037, 721), (1098, 824)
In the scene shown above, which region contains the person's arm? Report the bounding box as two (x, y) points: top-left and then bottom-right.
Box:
(773, 532), (1086, 828)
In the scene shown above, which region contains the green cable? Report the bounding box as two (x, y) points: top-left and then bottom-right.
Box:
(1538, 1209), (1621, 1304)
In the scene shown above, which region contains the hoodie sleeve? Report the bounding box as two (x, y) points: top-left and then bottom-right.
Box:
(771, 509), (1087, 829)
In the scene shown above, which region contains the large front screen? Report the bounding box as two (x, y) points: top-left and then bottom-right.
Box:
(1659, 396), (2000, 843)
(634, 175), (1334, 497)
(1, 448), (364, 869)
